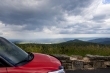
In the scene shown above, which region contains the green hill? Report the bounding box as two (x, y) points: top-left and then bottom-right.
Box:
(60, 39), (99, 45)
(16, 39), (110, 56)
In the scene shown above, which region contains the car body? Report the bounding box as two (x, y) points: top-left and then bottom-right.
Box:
(0, 37), (65, 73)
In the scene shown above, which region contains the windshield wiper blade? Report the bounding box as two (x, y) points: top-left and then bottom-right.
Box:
(27, 52), (33, 61)
(15, 53), (33, 66)
(15, 57), (29, 66)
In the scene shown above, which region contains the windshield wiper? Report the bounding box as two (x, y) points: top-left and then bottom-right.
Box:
(15, 53), (33, 66)
(27, 52), (33, 61)
(15, 58), (28, 66)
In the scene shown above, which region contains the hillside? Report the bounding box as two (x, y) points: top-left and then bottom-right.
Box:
(16, 38), (110, 56)
(59, 39), (102, 46)
(88, 38), (110, 44)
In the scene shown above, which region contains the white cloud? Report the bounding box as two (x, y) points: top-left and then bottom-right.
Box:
(0, 0), (110, 39)
(48, 34), (110, 38)
(94, 3), (110, 16)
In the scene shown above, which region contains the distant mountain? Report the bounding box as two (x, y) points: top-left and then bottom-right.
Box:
(10, 38), (84, 44)
(9, 38), (66, 44)
(59, 39), (100, 46)
(65, 39), (84, 43)
(9, 38), (110, 45)
(88, 38), (110, 44)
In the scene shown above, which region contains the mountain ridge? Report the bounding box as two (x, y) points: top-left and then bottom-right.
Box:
(88, 38), (110, 44)
(10, 38), (110, 45)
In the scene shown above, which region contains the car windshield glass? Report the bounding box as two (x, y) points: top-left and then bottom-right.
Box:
(0, 37), (28, 65)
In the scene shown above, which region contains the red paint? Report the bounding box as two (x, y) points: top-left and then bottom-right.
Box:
(0, 68), (7, 73)
(5, 53), (61, 73)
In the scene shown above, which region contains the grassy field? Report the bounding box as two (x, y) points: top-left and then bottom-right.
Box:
(15, 41), (110, 56)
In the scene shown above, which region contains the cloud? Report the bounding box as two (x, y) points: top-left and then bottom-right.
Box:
(0, 32), (3, 36)
(0, 0), (99, 30)
(0, 0), (110, 39)
(0, 0), (63, 30)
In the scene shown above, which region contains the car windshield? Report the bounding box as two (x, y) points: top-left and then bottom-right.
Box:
(0, 37), (28, 65)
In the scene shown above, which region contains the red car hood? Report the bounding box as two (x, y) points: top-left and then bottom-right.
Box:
(22, 53), (61, 70)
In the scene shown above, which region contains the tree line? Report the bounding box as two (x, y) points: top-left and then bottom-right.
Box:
(15, 42), (110, 56)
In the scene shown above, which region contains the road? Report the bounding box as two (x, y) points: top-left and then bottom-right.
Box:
(66, 68), (110, 73)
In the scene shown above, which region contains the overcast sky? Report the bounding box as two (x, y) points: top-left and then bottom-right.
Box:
(0, 0), (110, 40)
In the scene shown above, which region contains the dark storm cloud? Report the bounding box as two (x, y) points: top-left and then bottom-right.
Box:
(50, 0), (94, 15)
(92, 15), (107, 23)
(0, 0), (96, 31)
(59, 22), (104, 34)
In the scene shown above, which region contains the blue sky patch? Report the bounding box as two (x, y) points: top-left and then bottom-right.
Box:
(103, 0), (110, 4)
